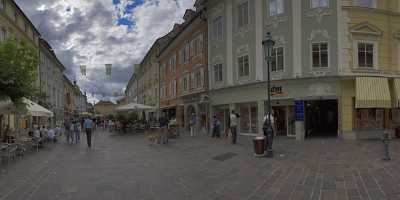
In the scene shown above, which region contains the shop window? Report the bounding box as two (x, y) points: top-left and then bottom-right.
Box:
(240, 103), (258, 133)
(271, 47), (284, 72)
(238, 55), (249, 77)
(312, 42), (328, 68)
(357, 42), (374, 68)
(356, 109), (384, 130)
(311, 0), (329, 8)
(238, 1), (249, 28)
(269, 0), (284, 16)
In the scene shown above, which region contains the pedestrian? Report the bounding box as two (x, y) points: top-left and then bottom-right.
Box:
(64, 119), (72, 144)
(189, 113), (197, 137)
(73, 120), (81, 144)
(212, 115), (221, 138)
(159, 113), (169, 144)
(230, 110), (239, 144)
(83, 117), (94, 148)
(47, 128), (56, 143)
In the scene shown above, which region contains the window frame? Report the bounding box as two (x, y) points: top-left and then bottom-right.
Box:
(238, 0), (249, 28)
(268, 0), (284, 17)
(213, 63), (223, 82)
(213, 16), (223, 41)
(271, 46), (285, 72)
(237, 54), (250, 78)
(311, 42), (330, 69)
(354, 40), (378, 69)
(310, 0), (329, 8)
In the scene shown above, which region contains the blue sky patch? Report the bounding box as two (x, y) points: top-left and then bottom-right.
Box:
(114, 0), (145, 29)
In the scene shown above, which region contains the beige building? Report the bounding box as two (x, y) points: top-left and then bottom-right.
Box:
(94, 101), (116, 117)
(0, 0), (41, 133)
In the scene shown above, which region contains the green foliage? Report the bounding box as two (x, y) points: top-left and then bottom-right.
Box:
(107, 114), (115, 120)
(0, 39), (38, 105)
(115, 113), (127, 123)
(127, 112), (138, 122)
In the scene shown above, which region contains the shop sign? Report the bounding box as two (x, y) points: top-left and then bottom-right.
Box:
(271, 86), (287, 97)
(295, 100), (304, 121)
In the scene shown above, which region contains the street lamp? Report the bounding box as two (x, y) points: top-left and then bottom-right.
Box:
(262, 32), (275, 158)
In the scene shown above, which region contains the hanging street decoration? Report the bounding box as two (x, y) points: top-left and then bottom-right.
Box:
(80, 65), (87, 76)
(105, 64), (112, 78)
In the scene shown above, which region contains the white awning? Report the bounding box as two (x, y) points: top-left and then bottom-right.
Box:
(116, 103), (156, 112)
(23, 98), (54, 117)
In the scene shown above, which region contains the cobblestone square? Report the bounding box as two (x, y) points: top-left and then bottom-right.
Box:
(1, 131), (400, 200)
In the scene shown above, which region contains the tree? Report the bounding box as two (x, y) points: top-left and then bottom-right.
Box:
(0, 39), (38, 106)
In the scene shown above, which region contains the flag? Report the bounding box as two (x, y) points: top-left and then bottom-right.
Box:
(80, 65), (86, 76)
(105, 64), (112, 77)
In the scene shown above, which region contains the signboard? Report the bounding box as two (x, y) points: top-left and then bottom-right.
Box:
(270, 86), (287, 97)
(295, 100), (304, 121)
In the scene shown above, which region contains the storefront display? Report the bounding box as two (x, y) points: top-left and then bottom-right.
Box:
(239, 103), (258, 134)
(356, 109), (384, 130)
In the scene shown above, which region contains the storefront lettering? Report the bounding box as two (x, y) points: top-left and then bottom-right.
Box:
(271, 86), (286, 96)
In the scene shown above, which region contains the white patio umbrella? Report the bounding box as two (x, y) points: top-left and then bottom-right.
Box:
(23, 98), (54, 117)
(115, 102), (156, 112)
(0, 98), (15, 114)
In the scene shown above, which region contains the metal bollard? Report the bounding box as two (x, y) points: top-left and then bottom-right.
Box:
(383, 131), (391, 161)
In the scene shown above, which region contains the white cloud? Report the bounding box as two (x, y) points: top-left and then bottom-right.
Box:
(15, 0), (195, 103)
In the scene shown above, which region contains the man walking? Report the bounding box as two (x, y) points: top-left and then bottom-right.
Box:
(189, 113), (197, 137)
(230, 110), (239, 144)
(64, 120), (72, 144)
(83, 117), (94, 148)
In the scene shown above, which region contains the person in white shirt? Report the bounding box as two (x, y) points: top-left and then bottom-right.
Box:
(47, 129), (56, 143)
(230, 110), (239, 144)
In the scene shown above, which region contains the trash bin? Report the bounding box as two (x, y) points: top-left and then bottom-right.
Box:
(253, 136), (266, 156)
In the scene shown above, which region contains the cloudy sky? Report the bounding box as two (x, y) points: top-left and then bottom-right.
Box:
(15, 0), (195, 103)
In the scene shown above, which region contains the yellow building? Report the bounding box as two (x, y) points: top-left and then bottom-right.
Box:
(0, 0), (41, 133)
(340, 0), (400, 139)
(63, 75), (76, 121)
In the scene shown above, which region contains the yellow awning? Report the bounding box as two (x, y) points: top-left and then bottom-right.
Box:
(355, 77), (391, 108)
(392, 79), (400, 108)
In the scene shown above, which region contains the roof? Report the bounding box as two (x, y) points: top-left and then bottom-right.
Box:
(11, 0), (41, 36)
(159, 10), (203, 57)
(63, 75), (74, 88)
(95, 100), (116, 106)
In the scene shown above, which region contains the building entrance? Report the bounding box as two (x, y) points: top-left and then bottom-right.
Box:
(305, 100), (338, 138)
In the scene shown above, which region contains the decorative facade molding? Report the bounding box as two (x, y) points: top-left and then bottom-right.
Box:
(272, 35), (286, 46)
(265, 15), (287, 29)
(308, 29), (331, 41)
(306, 7), (333, 23)
(210, 3), (225, 17)
(236, 44), (249, 56)
(212, 55), (224, 64)
(349, 21), (383, 37)
(234, 25), (252, 38)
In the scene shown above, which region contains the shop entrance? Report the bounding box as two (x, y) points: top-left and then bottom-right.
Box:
(273, 106), (287, 136)
(305, 100), (338, 138)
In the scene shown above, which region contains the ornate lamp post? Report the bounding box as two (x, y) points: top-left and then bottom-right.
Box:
(262, 32), (275, 158)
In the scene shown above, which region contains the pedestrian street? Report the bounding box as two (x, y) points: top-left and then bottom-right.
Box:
(1, 130), (400, 200)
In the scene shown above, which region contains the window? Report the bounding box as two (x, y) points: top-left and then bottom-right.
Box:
(14, 11), (18, 22)
(357, 42), (374, 68)
(169, 55), (176, 74)
(356, 109), (384, 130)
(311, 0), (329, 8)
(0, 0), (4, 11)
(192, 34), (204, 56)
(160, 63), (165, 81)
(269, 0), (284, 16)
(312, 43), (329, 68)
(238, 1), (249, 28)
(0, 28), (6, 41)
(183, 76), (188, 92)
(195, 70), (201, 88)
(179, 48), (184, 64)
(183, 43), (190, 63)
(271, 47), (284, 71)
(214, 64), (223, 82)
(239, 103), (258, 133)
(238, 55), (249, 77)
(213, 16), (223, 41)
(355, 0), (374, 7)
(172, 80), (177, 97)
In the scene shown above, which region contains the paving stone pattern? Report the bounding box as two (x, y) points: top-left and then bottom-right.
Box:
(0, 131), (400, 200)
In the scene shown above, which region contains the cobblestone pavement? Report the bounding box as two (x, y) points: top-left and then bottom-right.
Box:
(1, 131), (400, 200)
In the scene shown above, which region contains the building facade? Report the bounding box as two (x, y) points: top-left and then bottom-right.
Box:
(198, 0), (400, 140)
(94, 101), (116, 117)
(63, 76), (75, 121)
(39, 38), (65, 127)
(0, 0), (41, 133)
(159, 9), (208, 132)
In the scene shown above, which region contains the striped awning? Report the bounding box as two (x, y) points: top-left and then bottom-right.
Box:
(392, 79), (400, 108)
(355, 77), (391, 108)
